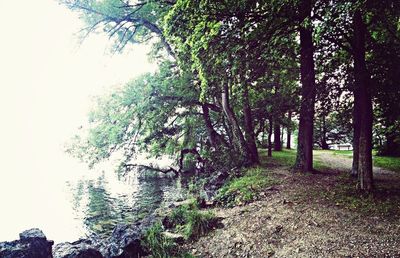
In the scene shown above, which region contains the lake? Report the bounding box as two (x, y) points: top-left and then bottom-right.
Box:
(0, 151), (182, 243)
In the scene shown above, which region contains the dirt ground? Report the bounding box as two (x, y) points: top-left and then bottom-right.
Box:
(185, 151), (400, 258)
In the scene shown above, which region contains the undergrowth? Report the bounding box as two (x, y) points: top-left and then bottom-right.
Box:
(143, 222), (177, 258)
(143, 199), (216, 257)
(216, 166), (278, 206)
(169, 200), (216, 240)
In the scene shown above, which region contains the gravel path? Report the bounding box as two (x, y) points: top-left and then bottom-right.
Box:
(185, 153), (400, 258)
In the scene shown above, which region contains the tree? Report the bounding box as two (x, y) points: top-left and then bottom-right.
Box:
(61, 0), (175, 57)
(294, 0), (317, 172)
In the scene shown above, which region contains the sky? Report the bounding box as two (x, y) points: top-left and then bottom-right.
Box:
(0, 0), (156, 241)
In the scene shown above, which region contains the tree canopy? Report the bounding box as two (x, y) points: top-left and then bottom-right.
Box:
(64, 0), (400, 191)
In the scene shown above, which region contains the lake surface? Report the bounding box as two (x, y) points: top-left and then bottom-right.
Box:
(0, 152), (182, 243)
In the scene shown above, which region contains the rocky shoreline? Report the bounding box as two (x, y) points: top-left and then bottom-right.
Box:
(0, 169), (229, 258)
(0, 218), (154, 258)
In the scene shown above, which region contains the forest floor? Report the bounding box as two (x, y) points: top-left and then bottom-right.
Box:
(185, 150), (400, 257)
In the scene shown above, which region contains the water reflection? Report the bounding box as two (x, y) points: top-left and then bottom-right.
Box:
(67, 170), (182, 238)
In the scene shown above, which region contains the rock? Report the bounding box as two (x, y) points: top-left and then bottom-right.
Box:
(53, 239), (103, 258)
(19, 228), (47, 240)
(0, 228), (54, 258)
(102, 224), (147, 258)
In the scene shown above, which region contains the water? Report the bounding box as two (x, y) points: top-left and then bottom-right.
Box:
(65, 168), (183, 240)
(0, 153), (183, 244)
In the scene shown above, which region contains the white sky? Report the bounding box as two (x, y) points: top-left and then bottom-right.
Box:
(0, 0), (156, 241)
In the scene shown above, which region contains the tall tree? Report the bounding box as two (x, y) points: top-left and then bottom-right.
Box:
(353, 10), (373, 190)
(294, 0), (317, 172)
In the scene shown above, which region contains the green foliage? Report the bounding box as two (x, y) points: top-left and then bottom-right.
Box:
(143, 223), (177, 258)
(216, 167), (278, 206)
(65, 62), (207, 167)
(168, 201), (216, 240)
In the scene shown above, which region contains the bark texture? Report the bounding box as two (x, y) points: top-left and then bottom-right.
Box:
(274, 121), (282, 151)
(221, 83), (251, 164)
(242, 84), (260, 164)
(287, 111), (292, 149)
(294, 0), (316, 172)
(353, 10), (374, 190)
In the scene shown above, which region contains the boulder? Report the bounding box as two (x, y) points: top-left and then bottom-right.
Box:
(102, 224), (146, 258)
(53, 239), (103, 258)
(0, 228), (54, 258)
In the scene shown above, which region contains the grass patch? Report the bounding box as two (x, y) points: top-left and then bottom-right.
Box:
(260, 149), (297, 166)
(259, 149), (329, 171)
(143, 222), (178, 258)
(332, 150), (353, 157)
(143, 200), (213, 257)
(168, 201), (216, 240)
(373, 155), (400, 173)
(216, 166), (278, 206)
(332, 149), (400, 173)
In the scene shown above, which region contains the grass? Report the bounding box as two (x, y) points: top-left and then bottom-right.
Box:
(373, 155), (400, 173)
(168, 200), (216, 240)
(260, 149), (297, 166)
(216, 166), (278, 206)
(143, 222), (177, 258)
(332, 149), (400, 173)
(143, 200), (214, 257)
(259, 149), (329, 171)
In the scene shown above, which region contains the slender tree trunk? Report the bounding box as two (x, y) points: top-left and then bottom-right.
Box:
(353, 10), (373, 190)
(242, 83), (259, 164)
(201, 104), (227, 149)
(294, 0), (316, 172)
(287, 111), (292, 149)
(268, 118), (273, 157)
(321, 115), (329, 150)
(222, 116), (234, 147)
(274, 121), (282, 151)
(221, 83), (251, 163)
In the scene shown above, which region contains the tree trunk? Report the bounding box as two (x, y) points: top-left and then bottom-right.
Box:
(268, 118), (273, 157)
(222, 115), (234, 147)
(274, 121), (282, 151)
(321, 115), (329, 150)
(242, 83), (260, 164)
(221, 83), (251, 164)
(351, 92), (360, 177)
(353, 10), (373, 190)
(201, 104), (227, 149)
(287, 111), (292, 149)
(294, 0), (316, 172)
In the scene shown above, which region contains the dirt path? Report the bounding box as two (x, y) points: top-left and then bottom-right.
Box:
(185, 153), (400, 258)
